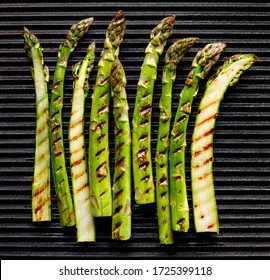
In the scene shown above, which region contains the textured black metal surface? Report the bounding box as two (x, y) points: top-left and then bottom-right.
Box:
(0, 1), (270, 259)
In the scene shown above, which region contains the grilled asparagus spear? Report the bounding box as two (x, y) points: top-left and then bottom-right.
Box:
(50, 17), (93, 227)
(23, 27), (51, 222)
(89, 11), (125, 217)
(111, 59), (131, 241)
(69, 42), (96, 242)
(155, 38), (198, 244)
(191, 53), (256, 233)
(133, 15), (175, 204)
(169, 43), (226, 232)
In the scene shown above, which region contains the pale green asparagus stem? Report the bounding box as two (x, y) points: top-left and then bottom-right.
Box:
(133, 15), (175, 204)
(89, 11), (125, 217)
(155, 38), (198, 244)
(169, 43), (226, 232)
(191, 53), (256, 233)
(23, 27), (51, 222)
(50, 17), (93, 227)
(69, 42), (96, 242)
(111, 59), (131, 241)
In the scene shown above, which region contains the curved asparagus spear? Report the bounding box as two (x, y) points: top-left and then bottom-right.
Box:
(155, 38), (198, 244)
(110, 59), (131, 241)
(133, 15), (175, 204)
(23, 27), (51, 222)
(169, 42), (226, 232)
(50, 17), (93, 227)
(89, 11), (125, 217)
(69, 42), (96, 242)
(191, 54), (257, 233)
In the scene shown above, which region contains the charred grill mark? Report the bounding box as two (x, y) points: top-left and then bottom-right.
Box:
(176, 218), (185, 226)
(139, 161), (149, 171)
(34, 197), (50, 215)
(38, 135), (48, 147)
(70, 145), (84, 157)
(33, 165), (49, 184)
(160, 134), (168, 142)
(141, 175), (150, 183)
(196, 113), (217, 128)
(181, 102), (191, 114)
(114, 172), (124, 185)
(140, 118), (149, 127)
(161, 206), (167, 212)
(177, 115), (187, 125)
(95, 120), (106, 131)
(201, 215), (205, 219)
(53, 137), (61, 146)
(197, 100), (219, 115)
(50, 111), (59, 120)
(59, 179), (65, 186)
(192, 128), (215, 143)
(175, 175), (183, 181)
(116, 142), (124, 153)
(38, 124), (47, 135)
(159, 147), (168, 156)
(53, 96), (62, 104)
(115, 128), (123, 138)
(96, 162), (107, 178)
(33, 181), (49, 198)
(142, 92), (151, 99)
(159, 174), (167, 186)
(71, 156), (85, 168)
(137, 148), (147, 162)
(207, 224), (214, 229)
(160, 164), (166, 169)
(160, 191), (167, 198)
(74, 170), (86, 180)
(145, 187), (152, 193)
(97, 133), (106, 143)
(113, 221), (122, 230)
(139, 104), (152, 116)
(76, 183), (88, 193)
(174, 162), (182, 169)
(100, 190), (107, 197)
(55, 151), (63, 158)
(98, 104), (109, 115)
(96, 148), (105, 157)
(139, 133), (148, 142)
(70, 131), (84, 142)
(99, 91), (108, 99)
(192, 143), (213, 158)
(36, 152), (46, 165)
(70, 119), (83, 129)
(113, 205), (123, 215)
(173, 132), (183, 141)
(51, 124), (61, 135)
(115, 157), (125, 170)
(173, 146), (182, 155)
(197, 172), (211, 180)
(114, 189), (123, 199)
(56, 166), (63, 173)
(193, 157), (213, 169)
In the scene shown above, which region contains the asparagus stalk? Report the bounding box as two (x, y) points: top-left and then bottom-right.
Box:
(110, 59), (131, 241)
(23, 27), (51, 222)
(155, 38), (198, 244)
(169, 43), (226, 232)
(69, 42), (96, 242)
(191, 54), (257, 233)
(89, 11), (125, 217)
(133, 15), (175, 204)
(50, 17), (93, 227)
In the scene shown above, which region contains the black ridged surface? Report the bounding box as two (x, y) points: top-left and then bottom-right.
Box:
(0, 1), (270, 259)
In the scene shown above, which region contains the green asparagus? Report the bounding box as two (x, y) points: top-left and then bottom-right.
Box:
(133, 15), (175, 204)
(191, 54), (257, 233)
(89, 11), (125, 217)
(155, 38), (198, 244)
(50, 17), (93, 227)
(110, 59), (131, 241)
(69, 42), (96, 242)
(169, 43), (226, 232)
(23, 27), (51, 222)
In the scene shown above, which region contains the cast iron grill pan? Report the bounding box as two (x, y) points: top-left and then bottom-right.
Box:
(0, 1), (269, 258)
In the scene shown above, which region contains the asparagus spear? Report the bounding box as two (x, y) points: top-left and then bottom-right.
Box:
(110, 59), (131, 241)
(50, 17), (93, 227)
(69, 42), (96, 242)
(169, 43), (226, 232)
(191, 54), (257, 233)
(89, 11), (125, 217)
(23, 27), (51, 222)
(133, 15), (175, 204)
(155, 38), (198, 244)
